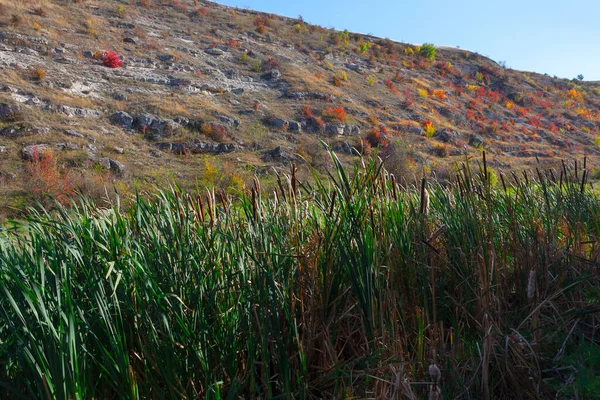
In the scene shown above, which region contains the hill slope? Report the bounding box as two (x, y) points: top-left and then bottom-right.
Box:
(0, 0), (599, 216)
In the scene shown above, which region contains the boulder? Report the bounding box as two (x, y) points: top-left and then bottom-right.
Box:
(269, 117), (288, 129)
(54, 57), (78, 64)
(112, 93), (128, 101)
(325, 123), (345, 135)
(56, 105), (101, 118)
(64, 129), (84, 138)
(345, 125), (361, 136)
(205, 48), (225, 56)
(135, 113), (157, 129)
(217, 114), (240, 128)
(0, 103), (21, 121)
(157, 54), (175, 62)
(98, 157), (125, 175)
(21, 144), (51, 161)
(288, 121), (302, 132)
(111, 111), (134, 129)
(262, 146), (296, 161)
(261, 69), (281, 81)
(174, 116), (190, 126)
(435, 128), (461, 143)
(55, 142), (79, 151)
(1, 125), (48, 137)
(468, 135), (486, 148)
(191, 141), (238, 154)
(332, 142), (357, 155)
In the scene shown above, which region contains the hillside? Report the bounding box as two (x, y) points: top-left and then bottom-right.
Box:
(1, 0), (600, 217)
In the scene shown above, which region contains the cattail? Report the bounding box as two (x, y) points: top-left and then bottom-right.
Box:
(429, 363), (441, 385)
(527, 270), (536, 300)
(420, 178), (430, 215)
(428, 363), (442, 400)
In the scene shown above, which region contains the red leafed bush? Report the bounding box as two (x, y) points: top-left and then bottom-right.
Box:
(311, 116), (325, 131)
(302, 105), (314, 118)
(100, 50), (123, 68)
(26, 147), (74, 205)
(324, 107), (345, 122)
(365, 126), (389, 148)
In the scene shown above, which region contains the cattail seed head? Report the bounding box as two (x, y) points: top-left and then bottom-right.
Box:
(527, 270), (536, 300)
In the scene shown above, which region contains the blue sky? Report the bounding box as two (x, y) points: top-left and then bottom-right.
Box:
(214, 0), (600, 81)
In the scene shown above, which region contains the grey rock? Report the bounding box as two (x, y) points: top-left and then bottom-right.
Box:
(231, 88), (244, 95)
(150, 149), (163, 157)
(114, 147), (124, 154)
(157, 142), (190, 154)
(410, 126), (423, 135)
(0, 125), (47, 137)
(0, 103), (21, 121)
(85, 143), (98, 153)
(262, 146), (296, 161)
(469, 135), (486, 148)
(217, 114), (240, 128)
(123, 37), (138, 44)
(54, 57), (78, 64)
(325, 123), (345, 135)
(22, 144), (51, 161)
(157, 54), (175, 62)
(205, 48), (226, 56)
(435, 128), (461, 143)
(332, 142), (357, 155)
(112, 93), (128, 101)
(0, 171), (16, 180)
(191, 140), (239, 154)
(55, 105), (101, 118)
(345, 125), (361, 136)
(150, 118), (180, 135)
(135, 113), (157, 129)
(174, 116), (189, 126)
(64, 129), (84, 138)
(269, 117), (288, 129)
(288, 120), (302, 132)
(261, 69), (281, 80)
(0, 146), (7, 153)
(449, 149), (467, 156)
(111, 111), (134, 129)
(98, 157), (125, 175)
(226, 68), (240, 80)
(25, 97), (41, 106)
(346, 63), (361, 73)
(55, 142), (79, 151)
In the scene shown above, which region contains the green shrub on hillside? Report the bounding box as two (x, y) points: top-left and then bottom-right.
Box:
(419, 43), (436, 60)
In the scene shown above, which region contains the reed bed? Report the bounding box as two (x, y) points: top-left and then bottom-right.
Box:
(1, 152), (599, 399)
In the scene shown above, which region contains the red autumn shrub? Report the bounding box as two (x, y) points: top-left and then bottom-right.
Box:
(324, 107), (345, 122)
(26, 147), (74, 205)
(384, 79), (399, 95)
(302, 105), (314, 118)
(312, 116), (325, 131)
(365, 126), (389, 148)
(100, 50), (124, 68)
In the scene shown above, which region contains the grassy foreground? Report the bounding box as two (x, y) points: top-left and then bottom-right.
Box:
(1, 152), (599, 399)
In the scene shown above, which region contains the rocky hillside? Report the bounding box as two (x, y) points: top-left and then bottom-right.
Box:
(1, 0), (600, 217)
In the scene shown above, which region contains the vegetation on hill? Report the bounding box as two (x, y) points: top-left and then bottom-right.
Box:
(1, 150), (599, 398)
(0, 0), (600, 220)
